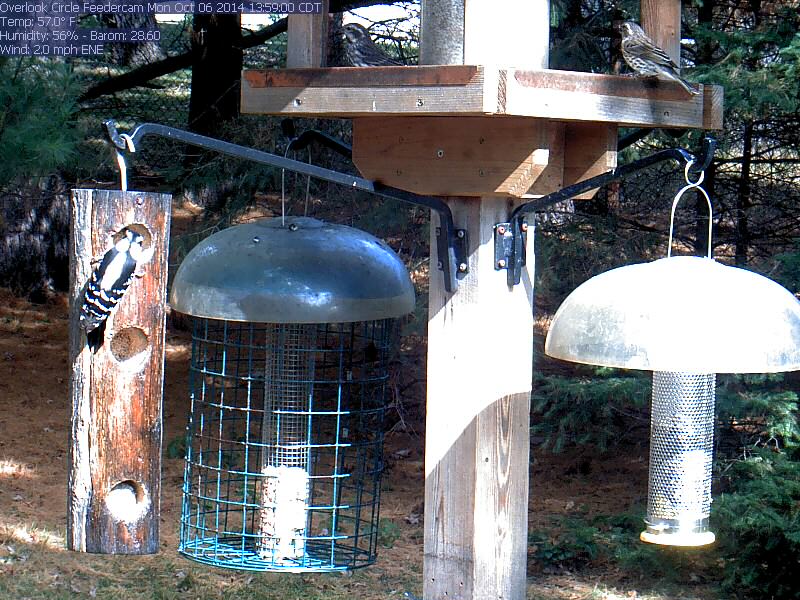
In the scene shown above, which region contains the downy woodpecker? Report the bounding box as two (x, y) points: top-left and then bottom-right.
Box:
(80, 228), (153, 352)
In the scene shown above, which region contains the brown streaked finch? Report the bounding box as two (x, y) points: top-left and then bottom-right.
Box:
(619, 21), (700, 95)
(343, 23), (403, 67)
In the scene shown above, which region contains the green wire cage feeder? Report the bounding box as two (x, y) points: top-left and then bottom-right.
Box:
(170, 217), (415, 572)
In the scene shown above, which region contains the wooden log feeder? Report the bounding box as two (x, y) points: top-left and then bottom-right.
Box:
(68, 190), (171, 553)
(240, 0), (723, 598)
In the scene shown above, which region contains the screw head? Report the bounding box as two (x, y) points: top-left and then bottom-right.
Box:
(496, 225), (506, 235)
(456, 230), (465, 239)
(293, 98), (303, 106)
(497, 259), (507, 269)
(520, 222), (528, 232)
(436, 149), (445, 158)
(458, 262), (468, 272)
(135, 196), (144, 206)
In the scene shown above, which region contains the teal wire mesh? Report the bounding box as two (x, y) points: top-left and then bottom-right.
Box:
(179, 318), (391, 572)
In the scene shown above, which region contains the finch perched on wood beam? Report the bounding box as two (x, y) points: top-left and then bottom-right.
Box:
(342, 23), (403, 67)
(618, 21), (700, 96)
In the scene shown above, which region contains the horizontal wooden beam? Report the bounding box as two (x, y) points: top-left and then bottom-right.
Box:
(241, 65), (723, 130)
(353, 116), (557, 197)
(244, 65), (481, 88)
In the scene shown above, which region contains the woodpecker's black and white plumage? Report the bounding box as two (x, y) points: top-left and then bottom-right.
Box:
(343, 23), (403, 67)
(80, 228), (152, 351)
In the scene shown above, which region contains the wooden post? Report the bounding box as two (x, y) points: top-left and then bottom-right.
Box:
(422, 0), (548, 68)
(286, 0), (329, 68)
(641, 0), (681, 64)
(425, 200), (533, 600)
(68, 190), (171, 554)
(420, 2), (547, 599)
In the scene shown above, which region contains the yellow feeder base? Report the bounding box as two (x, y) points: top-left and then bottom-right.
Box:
(640, 529), (716, 547)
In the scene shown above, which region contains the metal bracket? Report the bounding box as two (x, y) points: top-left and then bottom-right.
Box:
(494, 221), (527, 274)
(437, 226), (469, 280)
(104, 120), (468, 293)
(496, 135), (717, 287)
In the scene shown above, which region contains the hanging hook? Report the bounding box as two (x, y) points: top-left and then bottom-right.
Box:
(687, 136), (716, 174)
(105, 120), (137, 192)
(105, 119), (127, 150)
(683, 160), (704, 186)
(280, 145), (313, 224)
(114, 150), (128, 192)
(667, 161), (713, 259)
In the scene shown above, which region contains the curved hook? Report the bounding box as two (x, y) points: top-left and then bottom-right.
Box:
(683, 161), (704, 186)
(104, 119), (127, 150)
(687, 136), (716, 174)
(668, 175), (713, 259)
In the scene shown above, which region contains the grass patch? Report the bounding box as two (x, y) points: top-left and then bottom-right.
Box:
(529, 511), (722, 597)
(0, 522), (421, 600)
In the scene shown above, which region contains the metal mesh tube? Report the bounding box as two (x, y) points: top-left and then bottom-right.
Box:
(258, 323), (316, 562)
(641, 371), (716, 546)
(261, 323), (315, 469)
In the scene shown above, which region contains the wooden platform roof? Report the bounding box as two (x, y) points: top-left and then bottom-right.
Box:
(242, 65), (723, 130)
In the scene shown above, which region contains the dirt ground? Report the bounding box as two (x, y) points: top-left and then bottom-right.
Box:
(0, 204), (722, 599)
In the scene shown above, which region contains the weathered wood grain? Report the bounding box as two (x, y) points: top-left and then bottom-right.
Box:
(68, 190), (171, 554)
(242, 65), (481, 88)
(562, 122), (618, 199)
(424, 198), (533, 600)
(240, 65), (723, 130)
(641, 0), (682, 64)
(352, 116), (556, 197)
(286, 1), (328, 68)
(507, 70), (715, 128)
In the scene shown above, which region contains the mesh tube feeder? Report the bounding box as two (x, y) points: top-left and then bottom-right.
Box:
(170, 217), (415, 571)
(544, 185), (800, 547)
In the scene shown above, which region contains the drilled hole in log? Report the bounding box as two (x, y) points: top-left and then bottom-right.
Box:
(106, 480), (149, 523)
(112, 223), (152, 250)
(110, 326), (149, 369)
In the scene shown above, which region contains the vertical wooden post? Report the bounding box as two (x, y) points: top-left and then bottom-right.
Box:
(422, 0), (549, 68)
(286, 0), (329, 68)
(425, 200), (533, 600)
(68, 190), (171, 554)
(641, 0), (681, 64)
(420, 2), (548, 599)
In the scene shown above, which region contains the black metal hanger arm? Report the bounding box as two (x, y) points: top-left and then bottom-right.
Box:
(501, 135), (717, 287)
(104, 120), (465, 293)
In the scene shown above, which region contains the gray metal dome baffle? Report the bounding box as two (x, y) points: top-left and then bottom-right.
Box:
(171, 217), (415, 572)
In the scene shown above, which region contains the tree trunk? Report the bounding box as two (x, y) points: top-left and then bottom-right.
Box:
(735, 122), (754, 265)
(100, 14), (165, 67)
(328, 12), (346, 66)
(188, 14), (243, 136)
(695, 0), (716, 257)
